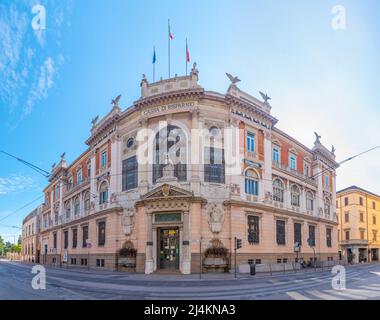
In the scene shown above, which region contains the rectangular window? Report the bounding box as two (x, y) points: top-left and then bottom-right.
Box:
(326, 228), (332, 248)
(72, 229), (77, 249)
(344, 197), (348, 206)
(359, 197), (363, 206)
(272, 147), (280, 163)
(308, 225), (316, 247)
(289, 154), (296, 171)
(247, 216), (259, 244)
(64, 230), (68, 249)
(324, 175), (329, 189)
(53, 233), (57, 249)
(345, 230), (350, 240)
(98, 221), (106, 246)
(101, 151), (107, 168)
(373, 230), (378, 242)
(122, 156), (138, 191)
(81, 258), (87, 266)
(204, 147), (225, 183)
(360, 212), (364, 222)
(373, 216), (377, 225)
(360, 230), (365, 240)
(304, 163), (310, 177)
(276, 220), (286, 245)
(345, 212), (349, 223)
(77, 169), (82, 184)
(247, 133), (255, 152)
(373, 202), (376, 210)
(96, 259), (105, 267)
(82, 225), (88, 248)
(294, 223), (302, 246)
(245, 179), (258, 196)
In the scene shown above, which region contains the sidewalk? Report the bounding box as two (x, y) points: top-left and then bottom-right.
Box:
(10, 260), (378, 282)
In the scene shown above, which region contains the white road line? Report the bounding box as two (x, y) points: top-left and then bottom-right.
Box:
(286, 291), (311, 300)
(324, 289), (367, 300)
(306, 290), (343, 300)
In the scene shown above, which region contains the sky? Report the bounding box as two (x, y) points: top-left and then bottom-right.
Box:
(0, 0), (379, 242)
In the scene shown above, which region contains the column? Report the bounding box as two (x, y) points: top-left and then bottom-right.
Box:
(138, 118), (149, 195)
(190, 109), (201, 195)
(263, 130), (272, 203)
(145, 212), (154, 274)
(182, 210), (191, 274)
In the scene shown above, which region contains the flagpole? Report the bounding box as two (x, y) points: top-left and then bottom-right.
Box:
(168, 19), (171, 78)
(153, 46), (155, 82)
(186, 38), (188, 76)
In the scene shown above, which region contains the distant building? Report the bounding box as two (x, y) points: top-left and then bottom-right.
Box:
(21, 205), (43, 263)
(34, 65), (339, 274)
(337, 186), (380, 263)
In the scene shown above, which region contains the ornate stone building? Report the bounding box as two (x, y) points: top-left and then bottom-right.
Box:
(37, 64), (339, 274)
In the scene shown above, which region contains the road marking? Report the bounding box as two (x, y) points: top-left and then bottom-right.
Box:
(370, 272), (380, 276)
(286, 291), (310, 300)
(306, 290), (343, 300)
(324, 289), (367, 300)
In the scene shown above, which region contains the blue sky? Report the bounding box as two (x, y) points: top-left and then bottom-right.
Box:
(1, 0), (379, 242)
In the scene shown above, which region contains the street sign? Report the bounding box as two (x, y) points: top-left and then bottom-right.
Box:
(86, 239), (92, 249)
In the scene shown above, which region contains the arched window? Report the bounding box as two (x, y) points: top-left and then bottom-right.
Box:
(273, 179), (284, 202)
(153, 125), (187, 183)
(291, 185), (300, 207)
(324, 197), (331, 216)
(84, 192), (91, 212)
(99, 182), (108, 204)
(245, 169), (259, 196)
(306, 191), (314, 211)
(65, 202), (71, 219)
(74, 197), (80, 216)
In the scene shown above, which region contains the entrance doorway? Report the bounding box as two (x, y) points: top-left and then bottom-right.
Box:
(371, 249), (379, 261)
(158, 228), (179, 270)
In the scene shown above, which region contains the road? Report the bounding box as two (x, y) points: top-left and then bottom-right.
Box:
(1, 260), (380, 300)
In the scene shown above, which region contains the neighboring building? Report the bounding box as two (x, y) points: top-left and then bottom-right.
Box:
(337, 186), (380, 263)
(36, 65), (339, 274)
(21, 205), (43, 263)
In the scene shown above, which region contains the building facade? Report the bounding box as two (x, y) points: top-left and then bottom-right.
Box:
(21, 205), (43, 263)
(337, 186), (380, 263)
(36, 65), (339, 274)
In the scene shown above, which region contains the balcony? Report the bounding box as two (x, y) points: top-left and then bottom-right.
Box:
(272, 162), (316, 186)
(63, 178), (90, 198)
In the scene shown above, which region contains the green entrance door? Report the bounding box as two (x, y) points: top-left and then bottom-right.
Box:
(158, 228), (179, 270)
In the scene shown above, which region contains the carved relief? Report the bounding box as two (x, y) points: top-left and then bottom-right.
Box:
(207, 202), (225, 233)
(122, 207), (136, 236)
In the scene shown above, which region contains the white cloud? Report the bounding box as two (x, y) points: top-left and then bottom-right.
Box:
(0, 174), (40, 196)
(0, 2), (72, 122)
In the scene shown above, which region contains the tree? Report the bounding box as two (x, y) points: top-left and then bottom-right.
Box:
(0, 236), (5, 256)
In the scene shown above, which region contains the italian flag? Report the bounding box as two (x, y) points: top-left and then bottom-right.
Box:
(169, 21), (174, 40)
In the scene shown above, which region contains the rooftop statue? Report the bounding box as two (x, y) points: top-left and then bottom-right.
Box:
(259, 91), (271, 104)
(226, 73), (241, 85)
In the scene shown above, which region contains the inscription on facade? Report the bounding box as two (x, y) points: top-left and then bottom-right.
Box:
(142, 101), (195, 117)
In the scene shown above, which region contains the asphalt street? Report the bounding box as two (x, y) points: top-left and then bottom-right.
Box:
(1, 260), (380, 300)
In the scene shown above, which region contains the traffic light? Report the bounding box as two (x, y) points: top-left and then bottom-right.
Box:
(236, 238), (242, 250)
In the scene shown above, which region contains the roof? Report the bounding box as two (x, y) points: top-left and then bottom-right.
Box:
(337, 185), (380, 199)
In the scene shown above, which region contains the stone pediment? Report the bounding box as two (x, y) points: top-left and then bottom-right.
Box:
(141, 184), (193, 200)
